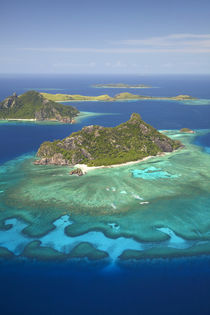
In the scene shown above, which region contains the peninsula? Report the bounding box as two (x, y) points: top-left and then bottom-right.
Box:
(41, 92), (197, 102)
(35, 113), (182, 167)
(0, 91), (79, 123)
(92, 83), (152, 89)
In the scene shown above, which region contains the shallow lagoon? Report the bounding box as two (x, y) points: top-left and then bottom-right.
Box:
(0, 130), (210, 261)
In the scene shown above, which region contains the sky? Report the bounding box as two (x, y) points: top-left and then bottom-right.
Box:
(0, 0), (210, 74)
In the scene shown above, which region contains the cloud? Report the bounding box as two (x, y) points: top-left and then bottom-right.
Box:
(105, 61), (128, 68)
(53, 62), (96, 68)
(20, 34), (210, 54)
(118, 33), (210, 49)
(21, 47), (210, 54)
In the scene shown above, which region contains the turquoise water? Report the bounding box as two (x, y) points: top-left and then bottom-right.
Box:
(0, 130), (210, 261)
(131, 166), (179, 179)
(0, 75), (210, 262)
(182, 98), (210, 105)
(1, 75), (210, 314)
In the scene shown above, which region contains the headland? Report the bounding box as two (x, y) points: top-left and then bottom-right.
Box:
(0, 90), (79, 123)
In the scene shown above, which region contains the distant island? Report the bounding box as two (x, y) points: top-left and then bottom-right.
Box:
(41, 92), (197, 102)
(180, 128), (195, 134)
(0, 91), (79, 123)
(92, 83), (152, 89)
(35, 113), (182, 170)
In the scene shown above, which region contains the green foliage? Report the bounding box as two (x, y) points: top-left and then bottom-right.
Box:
(0, 90), (79, 120)
(37, 113), (182, 167)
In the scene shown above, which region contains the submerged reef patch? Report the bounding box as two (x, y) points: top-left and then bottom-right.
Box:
(0, 214), (210, 261)
(182, 99), (210, 106)
(131, 166), (179, 179)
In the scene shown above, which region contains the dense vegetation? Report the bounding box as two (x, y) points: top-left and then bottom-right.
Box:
(0, 91), (79, 122)
(36, 113), (182, 167)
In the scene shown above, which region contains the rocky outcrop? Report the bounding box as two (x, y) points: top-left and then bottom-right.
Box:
(0, 93), (20, 109)
(34, 106), (73, 123)
(34, 153), (69, 165)
(69, 168), (85, 176)
(153, 138), (173, 152)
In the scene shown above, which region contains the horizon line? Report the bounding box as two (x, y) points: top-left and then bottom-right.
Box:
(0, 72), (210, 76)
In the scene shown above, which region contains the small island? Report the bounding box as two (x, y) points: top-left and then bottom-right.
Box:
(41, 92), (197, 103)
(0, 91), (79, 123)
(92, 83), (152, 89)
(35, 113), (182, 168)
(180, 128), (195, 134)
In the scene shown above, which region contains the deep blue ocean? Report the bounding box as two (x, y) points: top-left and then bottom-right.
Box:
(0, 74), (210, 314)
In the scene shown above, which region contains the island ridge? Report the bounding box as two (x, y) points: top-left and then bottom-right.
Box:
(41, 92), (197, 102)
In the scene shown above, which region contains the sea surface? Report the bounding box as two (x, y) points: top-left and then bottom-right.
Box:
(0, 74), (210, 314)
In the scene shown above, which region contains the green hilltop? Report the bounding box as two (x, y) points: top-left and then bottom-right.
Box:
(41, 92), (114, 102)
(35, 113), (182, 167)
(0, 90), (79, 123)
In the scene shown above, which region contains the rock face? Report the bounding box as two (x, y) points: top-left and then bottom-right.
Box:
(34, 153), (69, 165)
(35, 113), (182, 167)
(0, 90), (79, 122)
(0, 93), (19, 109)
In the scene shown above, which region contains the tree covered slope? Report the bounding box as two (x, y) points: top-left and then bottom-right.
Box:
(35, 113), (182, 167)
(0, 90), (79, 123)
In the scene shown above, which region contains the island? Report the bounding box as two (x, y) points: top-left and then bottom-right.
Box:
(180, 128), (195, 134)
(34, 113), (182, 169)
(92, 83), (152, 89)
(41, 92), (197, 102)
(0, 90), (79, 123)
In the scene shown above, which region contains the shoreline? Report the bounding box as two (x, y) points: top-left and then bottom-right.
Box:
(75, 153), (166, 174)
(0, 111), (112, 124)
(2, 118), (37, 121)
(0, 118), (73, 124)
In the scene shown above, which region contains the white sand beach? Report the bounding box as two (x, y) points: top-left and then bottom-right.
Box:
(75, 153), (166, 174)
